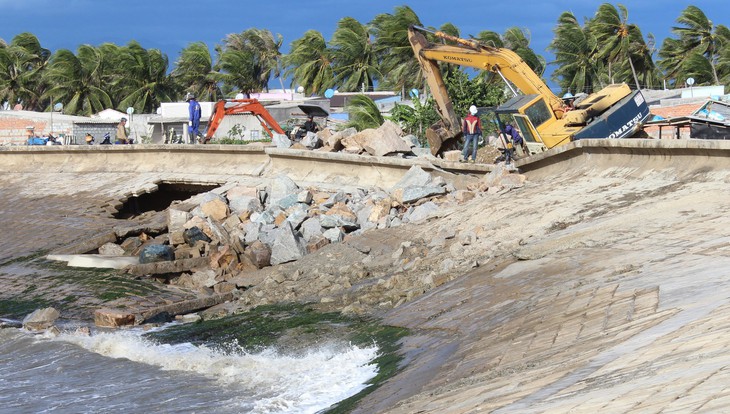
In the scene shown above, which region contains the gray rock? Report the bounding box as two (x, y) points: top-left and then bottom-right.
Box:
(258, 224), (279, 247)
(402, 134), (421, 148)
(320, 213), (359, 230)
(99, 242), (125, 256)
(139, 244), (175, 263)
(270, 222), (307, 265)
(406, 201), (439, 223)
(285, 205), (310, 229)
(396, 186), (447, 204)
(269, 175), (300, 207)
(323, 227), (345, 243)
(301, 132), (322, 149)
(300, 217), (324, 242)
(184, 227), (211, 246)
(22, 307), (60, 331)
(228, 195), (262, 215)
(277, 193), (299, 209)
(243, 222), (262, 244)
(321, 191), (346, 208)
(272, 133), (292, 148)
(391, 165), (432, 191)
(251, 210), (275, 225)
(297, 190), (313, 204)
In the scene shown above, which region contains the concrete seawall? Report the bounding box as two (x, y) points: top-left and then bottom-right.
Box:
(0, 144), (492, 189)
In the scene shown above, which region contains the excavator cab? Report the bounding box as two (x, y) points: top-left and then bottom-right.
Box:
(493, 94), (554, 154)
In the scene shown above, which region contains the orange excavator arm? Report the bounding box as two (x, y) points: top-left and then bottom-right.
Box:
(203, 99), (285, 143)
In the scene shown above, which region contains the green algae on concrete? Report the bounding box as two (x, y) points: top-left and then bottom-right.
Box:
(0, 252), (168, 320)
(144, 303), (409, 413)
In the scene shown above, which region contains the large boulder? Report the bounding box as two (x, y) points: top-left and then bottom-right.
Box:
(270, 221), (307, 265)
(22, 307), (60, 331)
(268, 175), (300, 207)
(272, 134), (292, 148)
(326, 127), (356, 150)
(94, 308), (135, 328)
(199, 193), (229, 221)
(361, 121), (413, 156)
(391, 165), (433, 190)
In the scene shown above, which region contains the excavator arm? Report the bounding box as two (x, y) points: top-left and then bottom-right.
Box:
(203, 99), (285, 144)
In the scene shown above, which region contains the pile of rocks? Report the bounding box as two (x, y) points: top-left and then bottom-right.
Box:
(274, 120), (422, 158)
(104, 165), (485, 297)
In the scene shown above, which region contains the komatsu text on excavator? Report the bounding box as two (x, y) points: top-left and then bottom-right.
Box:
(408, 25), (651, 156)
(201, 99), (285, 144)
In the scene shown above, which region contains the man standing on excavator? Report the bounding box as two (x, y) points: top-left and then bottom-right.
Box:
(186, 92), (202, 144)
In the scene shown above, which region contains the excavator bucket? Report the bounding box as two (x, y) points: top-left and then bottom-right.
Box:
(426, 120), (462, 156)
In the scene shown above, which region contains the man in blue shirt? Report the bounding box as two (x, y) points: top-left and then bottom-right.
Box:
(186, 93), (202, 144)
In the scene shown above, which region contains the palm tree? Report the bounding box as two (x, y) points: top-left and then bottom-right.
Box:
(330, 17), (380, 92)
(589, 3), (655, 90)
(218, 47), (258, 96)
(718, 42), (730, 85)
(282, 30), (334, 95)
(371, 5), (423, 95)
(658, 5), (730, 86)
(172, 41), (221, 101)
(0, 33), (50, 111)
(548, 11), (603, 94)
(115, 42), (178, 113)
(474, 27), (547, 88)
(223, 28), (284, 92)
(42, 46), (112, 116)
(502, 27), (546, 76)
(344, 94), (384, 131)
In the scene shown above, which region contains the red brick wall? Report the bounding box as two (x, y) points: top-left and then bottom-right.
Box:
(0, 115), (72, 145)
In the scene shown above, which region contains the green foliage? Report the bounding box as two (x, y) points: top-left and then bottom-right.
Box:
(226, 124), (247, 140)
(443, 70), (505, 116)
(388, 98), (439, 146)
(330, 17), (380, 92)
(344, 94), (384, 131)
(370, 6), (423, 94)
(658, 5), (730, 87)
(389, 71), (503, 145)
(282, 30), (334, 95)
(172, 41), (221, 101)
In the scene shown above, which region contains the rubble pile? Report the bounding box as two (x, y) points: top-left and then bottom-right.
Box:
(279, 120), (424, 158)
(99, 165), (509, 300)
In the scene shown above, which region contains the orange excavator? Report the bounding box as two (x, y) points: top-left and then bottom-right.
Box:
(201, 99), (285, 144)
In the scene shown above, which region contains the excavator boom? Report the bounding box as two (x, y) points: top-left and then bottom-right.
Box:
(203, 99), (285, 144)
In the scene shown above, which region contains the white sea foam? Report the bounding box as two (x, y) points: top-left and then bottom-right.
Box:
(58, 329), (379, 414)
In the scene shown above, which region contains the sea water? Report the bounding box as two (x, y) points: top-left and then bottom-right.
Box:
(0, 326), (379, 414)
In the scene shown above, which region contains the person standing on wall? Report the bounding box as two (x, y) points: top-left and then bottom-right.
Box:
(186, 92), (202, 144)
(461, 105), (482, 163)
(116, 117), (129, 144)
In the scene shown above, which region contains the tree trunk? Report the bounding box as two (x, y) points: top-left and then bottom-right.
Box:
(628, 56), (641, 90)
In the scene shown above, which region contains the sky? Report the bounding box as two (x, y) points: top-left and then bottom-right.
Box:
(0, 0), (726, 90)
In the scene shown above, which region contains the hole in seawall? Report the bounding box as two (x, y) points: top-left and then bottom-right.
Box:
(113, 182), (220, 219)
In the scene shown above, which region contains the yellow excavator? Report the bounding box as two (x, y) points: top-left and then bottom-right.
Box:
(408, 25), (651, 156)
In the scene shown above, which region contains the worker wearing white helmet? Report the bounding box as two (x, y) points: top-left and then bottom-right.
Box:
(461, 105), (482, 163)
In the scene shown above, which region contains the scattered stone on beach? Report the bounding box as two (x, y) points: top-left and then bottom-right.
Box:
(94, 308), (136, 328)
(22, 307), (60, 331)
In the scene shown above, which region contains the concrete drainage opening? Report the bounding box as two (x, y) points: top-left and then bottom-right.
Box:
(115, 182), (220, 219)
